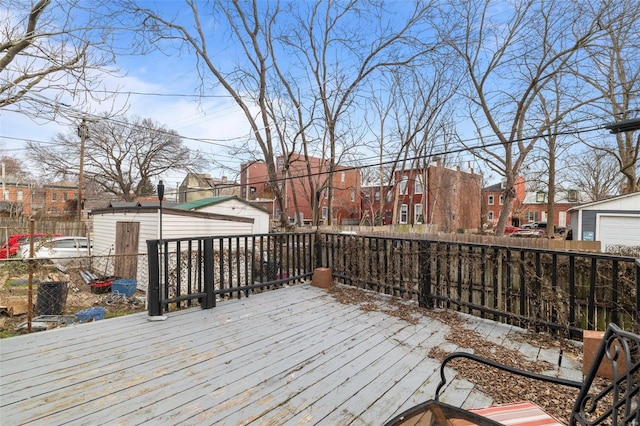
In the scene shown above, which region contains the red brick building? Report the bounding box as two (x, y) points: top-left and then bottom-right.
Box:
(482, 178), (582, 229)
(240, 155), (361, 225)
(482, 177), (526, 227)
(361, 163), (482, 232)
(0, 178), (78, 217)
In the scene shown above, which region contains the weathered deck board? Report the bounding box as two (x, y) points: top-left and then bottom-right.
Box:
(0, 283), (581, 426)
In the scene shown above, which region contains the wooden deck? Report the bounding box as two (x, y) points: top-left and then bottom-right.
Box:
(0, 283), (582, 425)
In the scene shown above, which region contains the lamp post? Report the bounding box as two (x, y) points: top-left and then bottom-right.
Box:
(148, 179), (168, 321)
(157, 180), (164, 244)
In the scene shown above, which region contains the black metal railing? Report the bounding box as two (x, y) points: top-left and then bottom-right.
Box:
(319, 233), (640, 337)
(147, 232), (316, 316)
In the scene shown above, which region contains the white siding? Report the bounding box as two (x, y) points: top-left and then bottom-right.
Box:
(91, 209), (255, 292)
(188, 199), (269, 234)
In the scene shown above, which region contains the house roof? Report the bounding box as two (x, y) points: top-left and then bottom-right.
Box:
(483, 182), (503, 192)
(522, 190), (583, 204)
(108, 201), (180, 209)
(176, 195), (269, 213)
(89, 204), (253, 223)
(567, 191), (640, 212)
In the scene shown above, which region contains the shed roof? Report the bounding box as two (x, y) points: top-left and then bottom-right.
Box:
(176, 196), (269, 213)
(90, 205), (253, 223)
(567, 191), (640, 212)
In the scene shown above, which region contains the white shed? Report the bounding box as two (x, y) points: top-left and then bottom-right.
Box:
(175, 196), (270, 234)
(567, 192), (640, 252)
(90, 203), (255, 291)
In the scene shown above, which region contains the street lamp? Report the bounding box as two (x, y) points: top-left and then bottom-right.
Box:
(149, 180), (167, 321)
(157, 180), (164, 244)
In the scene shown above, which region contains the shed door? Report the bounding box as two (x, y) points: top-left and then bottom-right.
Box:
(115, 222), (140, 280)
(597, 215), (640, 252)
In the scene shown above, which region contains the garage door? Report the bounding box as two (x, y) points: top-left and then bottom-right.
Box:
(597, 215), (640, 252)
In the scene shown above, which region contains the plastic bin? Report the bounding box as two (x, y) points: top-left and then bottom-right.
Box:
(112, 279), (137, 297)
(36, 281), (69, 315)
(76, 307), (105, 322)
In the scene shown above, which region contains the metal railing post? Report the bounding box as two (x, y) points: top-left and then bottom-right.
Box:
(203, 238), (215, 309)
(147, 240), (162, 316)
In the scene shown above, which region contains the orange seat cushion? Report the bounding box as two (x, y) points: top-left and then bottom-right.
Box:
(469, 402), (563, 426)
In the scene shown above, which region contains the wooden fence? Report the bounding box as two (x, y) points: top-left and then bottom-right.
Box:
(0, 218), (88, 241)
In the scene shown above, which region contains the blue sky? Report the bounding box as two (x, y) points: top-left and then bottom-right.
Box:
(1, 0), (261, 189)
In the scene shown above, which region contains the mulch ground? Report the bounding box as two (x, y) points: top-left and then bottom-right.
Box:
(328, 284), (583, 424)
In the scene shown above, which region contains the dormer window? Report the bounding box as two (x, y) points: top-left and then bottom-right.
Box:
(536, 191), (546, 203)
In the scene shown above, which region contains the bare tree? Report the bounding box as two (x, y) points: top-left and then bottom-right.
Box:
(573, 0), (640, 193)
(439, 0), (604, 235)
(281, 0), (438, 225)
(26, 116), (206, 201)
(1, 0), (119, 119)
(565, 147), (624, 202)
(127, 0), (297, 227)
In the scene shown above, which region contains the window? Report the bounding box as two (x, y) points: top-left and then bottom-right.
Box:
(488, 195), (494, 205)
(52, 192), (57, 201)
(53, 239), (77, 249)
(415, 179), (423, 194)
(527, 211), (539, 222)
(374, 190), (380, 202)
(414, 204), (423, 224)
(322, 207), (328, 220)
(567, 190), (578, 202)
(63, 193), (68, 201)
(488, 211), (494, 221)
(386, 190), (393, 202)
(536, 191), (546, 203)
(400, 204), (408, 224)
(350, 190), (355, 202)
(399, 177), (409, 195)
(17, 190), (23, 201)
(341, 172), (346, 183)
(2, 190), (8, 201)
(499, 195), (504, 205)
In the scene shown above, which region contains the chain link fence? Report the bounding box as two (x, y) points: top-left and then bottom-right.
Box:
(0, 253), (148, 335)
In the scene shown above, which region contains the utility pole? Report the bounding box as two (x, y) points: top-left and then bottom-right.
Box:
(77, 119), (87, 221)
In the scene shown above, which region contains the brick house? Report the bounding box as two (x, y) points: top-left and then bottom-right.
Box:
(0, 178), (80, 217)
(517, 189), (583, 227)
(0, 178), (32, 216)
(362, 163), (482, 232)
(178, 173), (239, 203)
(483, 178), (582, 229)
(482, 177), (526, 227)
(240, 155), (361, 225)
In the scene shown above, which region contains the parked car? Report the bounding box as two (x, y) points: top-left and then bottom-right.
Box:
(504, 226), (523, 234)
(19, 236), (92, 265)
(0, 233), (61, 259)
(522, 221), (547, 229)
(509, 229), (546, 238)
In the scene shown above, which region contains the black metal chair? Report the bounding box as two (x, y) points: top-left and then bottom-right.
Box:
(433, 323), (639, 425)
